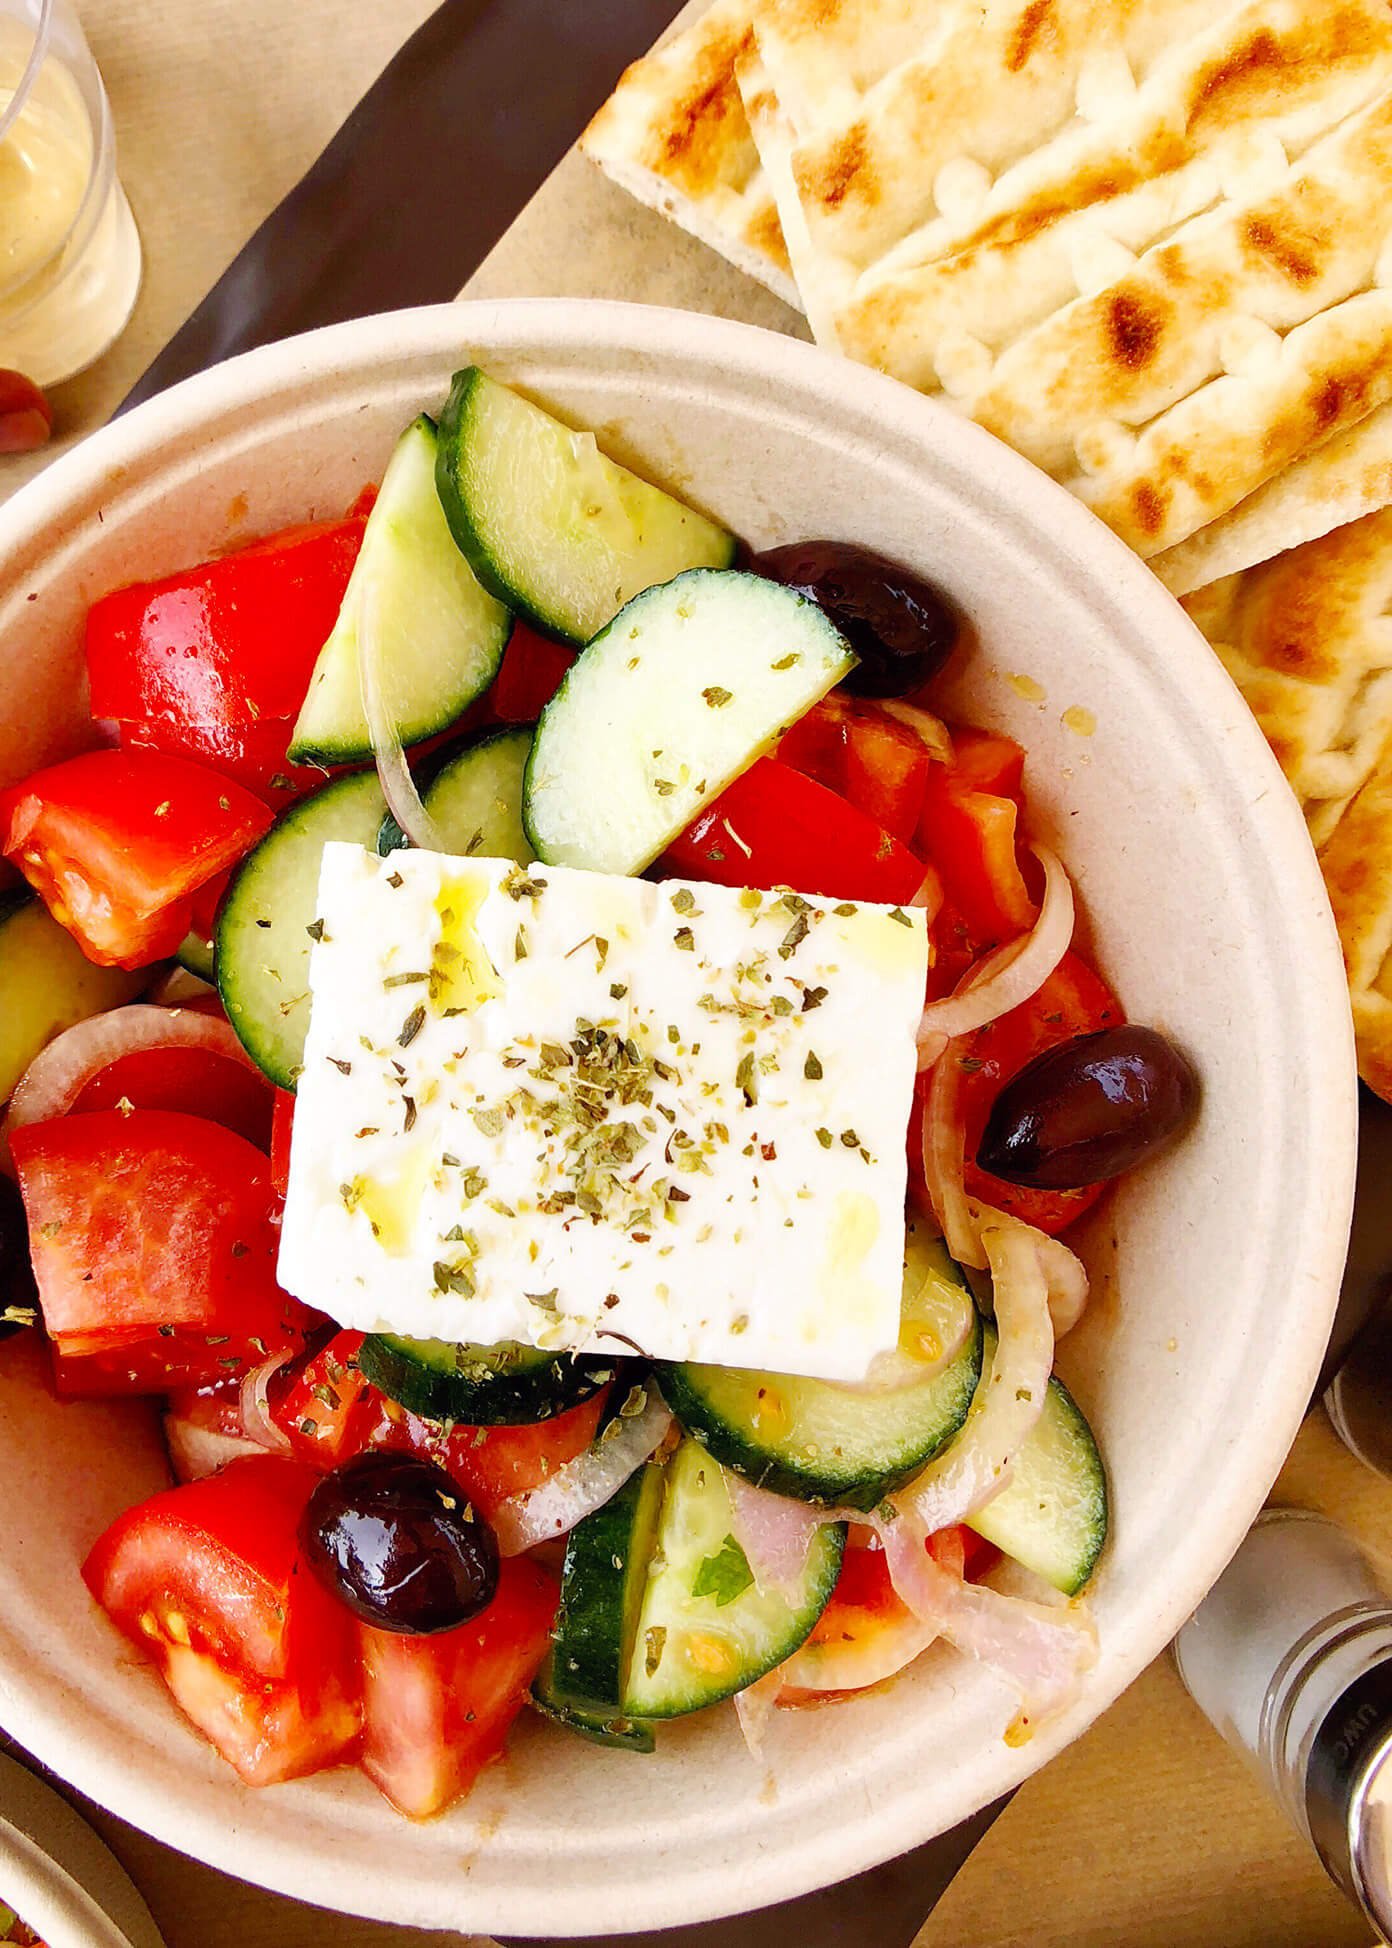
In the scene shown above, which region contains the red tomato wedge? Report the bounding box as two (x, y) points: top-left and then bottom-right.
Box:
(270, 1088), (295, 1196)
(489, 623), (573, 724)
(12, 1109), (317, 1389)
(86, 518), (365, 731)
(958, 951), (1124, 1234)
(358, 1556), (559, 1818)
(664, 758), (927, 907)
(72, 1047), (273, 1149)
(944, 726), (1026, 801)
(0, 750), (272, 968)
(435, 1392), (611, 1518)
(917, 771), (1034, 951)
(83, 1455), (360, 1786)
(778, 697), (933, 843)
(122, 715), (329, 808)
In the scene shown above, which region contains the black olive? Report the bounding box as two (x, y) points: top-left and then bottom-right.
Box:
(300, 1451), (499, 1634)
(0, 1175), (37, 1340)
(749, 540), (958, 698)
(976, 1025), (1199, 1190)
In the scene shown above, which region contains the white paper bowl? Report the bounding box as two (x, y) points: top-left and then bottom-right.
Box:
(0, 302), (1358, 1937)
(0, 1753), (162, 1948)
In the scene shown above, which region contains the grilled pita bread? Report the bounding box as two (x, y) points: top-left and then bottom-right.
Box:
(1184, 509), (1392, 1095)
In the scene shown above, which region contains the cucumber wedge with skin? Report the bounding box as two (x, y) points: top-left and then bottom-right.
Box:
(623, 1439), (844, 1719)
(550, 1460), (667, 1714)
(357, 1330), (612, 1426)
(289, 415), (512, 765)
(377, 724), (534, 862)
(216, 769), (386, 1088)
(966, 1325), (1108, 1597)
(435, 368), (736, 646)
(524, 569), (855, 874)
(530, 1660), (656, 1753)
(659, 1224), (982, 1512)
(0, 891), (146, 1105)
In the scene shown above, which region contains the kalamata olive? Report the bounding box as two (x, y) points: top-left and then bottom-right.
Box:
(0, 1175), (38, 1340)
(0, 370), (52, 455)
(976, 1024), (1199, 1190)
(301, 1451), (499, 1634)
(749, 539), (958, 698)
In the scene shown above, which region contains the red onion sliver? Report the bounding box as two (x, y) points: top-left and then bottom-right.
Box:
(916, 844), (1074, 1047)
(874, 699), (955, 765)
(6, 1004), (258, 1131)
(894, 1217), (1054, 1534)
(724, 1468), (824, 1599)
(876, 1517), (1096, 1729)
(776, 1600), (936, 1698)
(922, 1016), (986, 1268)
(733, 1665), (784, 1762)
(164, 1415), (264, 1484)
(358, 580), (448, 854)
(239, 1349), (296, 1454)
(492, 1387), (673, 1556)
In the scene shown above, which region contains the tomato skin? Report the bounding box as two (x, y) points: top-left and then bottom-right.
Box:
(122, 715), (329, 808)
(434, 1391), (610, 1518)
(958, 951), (1124, 1234)
(270, 1088), (295, 1197)
(83, 1455), (360, 1786)
(665, 758), (927, 906)
(72, 1046), (273, 1150)
(489, 623), (571, 723)
(358, 1556), (559, 1818)
(917, 774), (1034, 950)
(86, 519), (366, 732)
(0, 750), (272, 968)
(13, 1109), (317, 1389)
(944, 727), (1026, 801)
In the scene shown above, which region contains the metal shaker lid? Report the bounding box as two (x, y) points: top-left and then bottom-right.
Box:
(1306, 1659), (1392, 1939)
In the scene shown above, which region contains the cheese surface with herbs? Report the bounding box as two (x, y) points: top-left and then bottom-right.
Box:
(277, 843), (927, 1380)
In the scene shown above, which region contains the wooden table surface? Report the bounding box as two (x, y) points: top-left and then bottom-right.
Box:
(3, 3), (1389, 1943)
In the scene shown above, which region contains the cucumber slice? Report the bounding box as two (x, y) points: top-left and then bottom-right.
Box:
(357, 1331), (611, 1426)
(289, 415), (512, 765)
(0, 891), (144, 1105)
(624, 1439), (844, 1719)
(966, 1326), (1108, 1596)
(215, 769), (386, 1087)
(530, 1660), (656, 1753)
(660, 1225), (982, 1512)
(524, 569), (855, 874)
(435, 368), (735, 646)
(550, 1460), (667, 1712)
(176, 929), (216, 983)
(377, 725), (535, 862)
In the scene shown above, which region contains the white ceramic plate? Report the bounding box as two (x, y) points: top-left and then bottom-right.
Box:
(0, 302), (1358, 1937)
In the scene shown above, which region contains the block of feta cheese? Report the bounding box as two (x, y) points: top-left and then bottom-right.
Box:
(278, 843), (928, 1381)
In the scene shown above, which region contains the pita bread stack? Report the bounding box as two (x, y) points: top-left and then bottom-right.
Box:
(583, 0), (1392, 1099)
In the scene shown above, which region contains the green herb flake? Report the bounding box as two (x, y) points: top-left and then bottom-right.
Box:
(644, 1625), (667, 1677)
(833, 902), (858, 917)
(384, 970), (428, 988)
(804, 1051), (823, 1081)
(515, 926), (528, 962)
(691, 1534), (755, 1608)
(398, 1004), (427, 1048)
(386, 871), (404, 889)
(526, 1288), (560, 1314)
(670, 887), (696, 915)
(778, 914), (810, 960)
(471, 1105), (505, 1139)
(610, 982), (628, 1000)
(816, 1127), (834, 1149)
(433, 1262), (475, 1297)
(735, 1050), (758, 1106)
(653, 779), (675, 798)
(840, 1128), (860, 1149)
(305, 918), (325, 942)
(701, 685), (733, 708)
(888, 907), (913, 928)
(673, 926), (695, 952)
(802, 985), (828, 1013)
(771, 652), (799, 671)
(618, 1385), (648, 1419)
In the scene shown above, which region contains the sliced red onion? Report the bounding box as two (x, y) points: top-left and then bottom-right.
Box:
(732, 1665), (784, 1762)
(164, 1414), (264, 1483)
(874, 699), (955, 765)
(6, 1004), (258, 1131)
(492, 1386), (673, 1556)
(894, 1217), (1055, 1534)
(239, 1349), (296, 1454)
(917, 844), (1073, 1047)
(777, 1600), (936, 1698)
(876, 1516), (1096, 1728)
(852, 1293), (975, 1393)
(921, 1012), (988, 1268)
(724, 1469), (825, 1599)
(358, 579), (448, 854)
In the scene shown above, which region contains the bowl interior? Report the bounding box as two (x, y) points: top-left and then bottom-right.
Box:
(0, 301), (1356, 1937)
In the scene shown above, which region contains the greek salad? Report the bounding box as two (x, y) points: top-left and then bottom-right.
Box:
(0, 372), (1197, 1818)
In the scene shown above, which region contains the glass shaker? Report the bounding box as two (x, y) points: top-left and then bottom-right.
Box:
(1174, 1508), (1392, 1939)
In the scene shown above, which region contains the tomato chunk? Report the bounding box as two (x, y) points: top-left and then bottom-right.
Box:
(778, 697), (932, 843)
(122, 715), (328, 808)
(12, 1109), (316, 1389)
(489, 623), (573, 723)
(270, 1088), (295, 1197)
(358, 1556), (558, 1817)
(83, 1455), (359, 1786)
(434, 1391), (610, 1518)
(664, 758), (927, 907)
(917, 773), (1034, 951)
(86, 518), (365, 732)
(72, 1046), (273, 1150)
(944, 726), (1026, 801)
(958, 951), (1124, 1234)
(0, 750), (272, 968)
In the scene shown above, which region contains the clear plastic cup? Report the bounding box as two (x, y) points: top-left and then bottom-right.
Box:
(0, 0), (141, 387)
